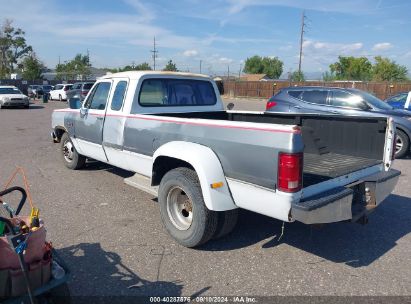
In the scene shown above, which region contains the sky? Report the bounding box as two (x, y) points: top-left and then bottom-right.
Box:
(1, 0), (411, 78)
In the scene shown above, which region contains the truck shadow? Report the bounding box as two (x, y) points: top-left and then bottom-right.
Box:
(203, 194), (411, 268)
(82, 161), (134, 179)
(57, 243), (187, 298)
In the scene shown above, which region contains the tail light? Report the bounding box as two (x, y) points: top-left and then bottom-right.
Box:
(266, 101), (277, 110)
(64, 87), (69, 91)
(81, 91), (88, 96)
(278, 152), (303, 193)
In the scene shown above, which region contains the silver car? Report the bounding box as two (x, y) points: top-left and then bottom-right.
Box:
(0, 86), (30, 109)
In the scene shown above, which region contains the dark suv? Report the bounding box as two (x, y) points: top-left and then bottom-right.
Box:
(266, 86), (411, 158)
(66, 82), (95, 101)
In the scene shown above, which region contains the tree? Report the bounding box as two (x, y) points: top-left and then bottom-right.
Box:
(329, 56), (372, 81)
(21, 52), (43, 80)
(163, 60), (178, 72)
(372, 56), (408, 81)
(290, 70), (305, 81)
(56, 53), (91, 80)
(0, 19), (32, 78)
(135, 62), (152, 70)
(243, 55), (283, 79)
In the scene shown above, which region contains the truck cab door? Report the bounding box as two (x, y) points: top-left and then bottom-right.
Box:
(102, 78), (129, 167)
(75, 81), (112, 162)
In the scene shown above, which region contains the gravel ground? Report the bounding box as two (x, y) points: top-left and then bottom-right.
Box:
(0, 99), (410, 300)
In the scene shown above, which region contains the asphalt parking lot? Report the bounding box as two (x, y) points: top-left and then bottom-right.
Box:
(0, 99), (410, 299)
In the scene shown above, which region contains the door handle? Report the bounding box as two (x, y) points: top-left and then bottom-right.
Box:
(293, 105), (301, 109)
(96, 116), (104, 120)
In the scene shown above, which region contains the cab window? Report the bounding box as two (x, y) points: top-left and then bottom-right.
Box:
(111, 81), (128, 111)
(85, 82), (111, 110)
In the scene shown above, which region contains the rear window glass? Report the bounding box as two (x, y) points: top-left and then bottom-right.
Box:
(302, 90), (328, 104)
(288, 90), (302, 99)
(137, 78), (216, 108)
(55, 85), (63, 90)
(83, 83), (94, 90)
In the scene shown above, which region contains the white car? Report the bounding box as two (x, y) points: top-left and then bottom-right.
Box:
(0, 86), (30, 109)
(49, 84), (73, 101)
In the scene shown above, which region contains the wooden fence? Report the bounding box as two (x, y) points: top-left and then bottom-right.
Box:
(223, 81), (411, 100)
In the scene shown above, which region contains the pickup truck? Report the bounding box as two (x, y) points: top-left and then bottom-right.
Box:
(51, 71), (400, 247)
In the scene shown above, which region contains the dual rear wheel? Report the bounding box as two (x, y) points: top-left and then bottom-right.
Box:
(158, 167), (238, 247)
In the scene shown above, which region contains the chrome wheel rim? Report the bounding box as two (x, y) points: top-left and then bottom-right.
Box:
(63, 139), (74, 162)
(166, 186), (193, 230)
(396, 136), (403, 153)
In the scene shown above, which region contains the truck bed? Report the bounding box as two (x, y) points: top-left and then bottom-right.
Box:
(303, 153), (382, 187)
(155, 110), (387, 189)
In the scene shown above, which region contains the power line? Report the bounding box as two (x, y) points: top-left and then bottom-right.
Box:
(150, 36), (158, 70)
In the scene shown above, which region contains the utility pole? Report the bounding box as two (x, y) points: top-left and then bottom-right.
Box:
(199, 60), (202, 74)
(238, 64), (242, 78)
(298, 10), (306, 75)
(150, 36), (158, 70)
(227, 65), (230, 80)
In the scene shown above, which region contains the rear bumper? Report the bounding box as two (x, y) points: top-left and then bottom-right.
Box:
(291, 169), (401, 224)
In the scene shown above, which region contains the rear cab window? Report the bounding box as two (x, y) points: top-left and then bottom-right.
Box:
(137, 78), (217, 108)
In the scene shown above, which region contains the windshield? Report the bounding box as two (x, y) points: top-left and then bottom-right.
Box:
(0, 88), (22, 95)
(43, 85), (52, 90)
(357, 91), (393, 110)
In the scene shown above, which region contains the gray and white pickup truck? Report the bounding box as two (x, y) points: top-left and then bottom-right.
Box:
(51, 71), (400, 247)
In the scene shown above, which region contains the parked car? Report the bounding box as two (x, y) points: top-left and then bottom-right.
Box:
(66, 82), (94, 101)
(51, 72), (399, 247)
(27, 85), (43, 98)
(0, 85), (30, 108)
(266, 86), (411, 158)
(385, 91), (411, 111)
(50, 84), (73, 101)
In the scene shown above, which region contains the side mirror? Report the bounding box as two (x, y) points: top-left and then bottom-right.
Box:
(69, 97), (82, 109)
(227, 102), (235, 110)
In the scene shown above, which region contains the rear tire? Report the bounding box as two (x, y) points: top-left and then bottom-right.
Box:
(60, 133), (86, 170)
(213, 209), (239, 239)
(395, 129), (409, 159)
(158, 167), (218, 247)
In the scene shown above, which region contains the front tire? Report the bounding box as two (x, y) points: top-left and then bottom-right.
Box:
(395, 129), (409, 159)
(60, 133), (86, 170)
(158, 167), (218, 247)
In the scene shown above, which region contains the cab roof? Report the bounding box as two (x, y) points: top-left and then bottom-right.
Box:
(100, 71), (211, 80)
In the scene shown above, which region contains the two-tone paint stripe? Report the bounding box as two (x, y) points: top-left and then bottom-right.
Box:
(53, 109), (301, 134)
